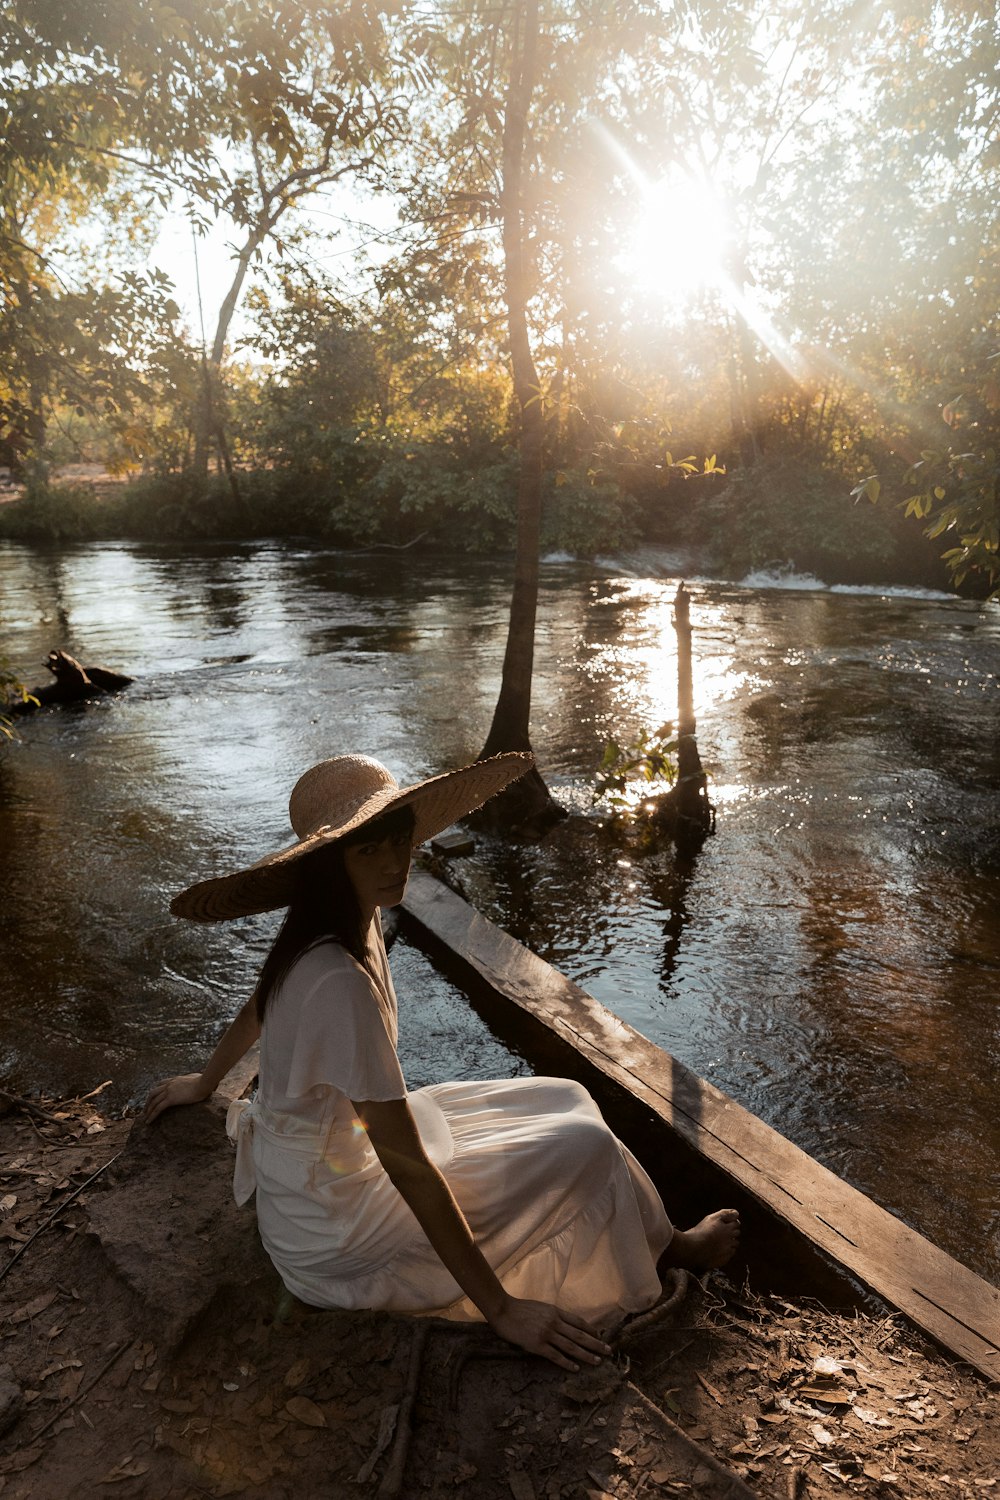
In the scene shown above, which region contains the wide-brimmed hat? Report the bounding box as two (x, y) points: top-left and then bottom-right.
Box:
(170, 750), (534, 923)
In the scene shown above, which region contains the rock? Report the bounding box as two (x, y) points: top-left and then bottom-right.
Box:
(85, 1100), (272, 1348)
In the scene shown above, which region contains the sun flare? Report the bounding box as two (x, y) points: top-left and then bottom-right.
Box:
(617, 170), (729, 305)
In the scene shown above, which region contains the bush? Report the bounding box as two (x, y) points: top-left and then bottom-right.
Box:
(684, 452), (930, 584)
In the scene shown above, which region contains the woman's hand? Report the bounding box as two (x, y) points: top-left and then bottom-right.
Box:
(142, 1073), (211, 1124)
(489, 1296), (611, 1372)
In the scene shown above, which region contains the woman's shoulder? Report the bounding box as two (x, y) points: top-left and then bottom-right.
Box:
(281, 938), (373, 999)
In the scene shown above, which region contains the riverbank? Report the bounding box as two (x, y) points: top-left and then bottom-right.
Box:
(0, 456), (956, 593)
(1, 1089), (996, 1498)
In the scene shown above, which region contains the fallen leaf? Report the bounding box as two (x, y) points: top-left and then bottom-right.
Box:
(39, 1359), (82, 1381)
(797, 1384), (854, 1405)
(508, 1473), (536, 1500)
(0, 1446), (45, 1474)
(160, 1398), (196, 1414)
(8, 1291), (57, 1324)
(355, 1403), (399, 1484)
(58, 1368), (84, 1401)
(100, 1459), (150, 1484)
(283, 1358), (310, 1388)
(852, 1406), (892, 1428)
(813, 1356), (844, 1377)
(810, 1423), (836, 1446)
(284, 1396), (325, 1427)
(0, 1194), (17, 1212)
(695, 1372), (725, 1406)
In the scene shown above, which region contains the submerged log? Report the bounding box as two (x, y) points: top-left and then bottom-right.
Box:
(10, 649), (133, 712)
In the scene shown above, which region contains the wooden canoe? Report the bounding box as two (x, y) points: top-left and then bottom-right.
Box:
(399, 870), (1000, 1385)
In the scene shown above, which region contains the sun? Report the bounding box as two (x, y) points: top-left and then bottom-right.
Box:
(616, 168), (729, 307)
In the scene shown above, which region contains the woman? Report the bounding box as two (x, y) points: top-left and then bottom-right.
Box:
(145, 751), (739, 1371)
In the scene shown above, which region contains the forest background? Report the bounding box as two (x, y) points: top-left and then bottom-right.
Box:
(0, 0), (997, 593)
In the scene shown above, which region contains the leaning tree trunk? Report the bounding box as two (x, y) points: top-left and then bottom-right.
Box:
(476, 0), (563, 829)
(191, 226), (265, 506)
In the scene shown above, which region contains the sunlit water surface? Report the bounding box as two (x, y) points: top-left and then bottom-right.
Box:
(1, 542), (997, 1283)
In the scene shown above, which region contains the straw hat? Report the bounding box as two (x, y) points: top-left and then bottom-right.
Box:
(170, 751), (534, 923)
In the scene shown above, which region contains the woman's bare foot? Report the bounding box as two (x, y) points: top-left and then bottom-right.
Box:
(659, 1209), (741, 1273)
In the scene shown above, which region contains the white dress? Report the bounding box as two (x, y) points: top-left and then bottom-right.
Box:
(227, 924), (673, 1328)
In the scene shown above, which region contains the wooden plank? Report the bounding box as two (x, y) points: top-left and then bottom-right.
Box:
(402, 870), (1000, 1384)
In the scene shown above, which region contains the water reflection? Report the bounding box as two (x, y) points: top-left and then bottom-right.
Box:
(1, 541), (997, 1284)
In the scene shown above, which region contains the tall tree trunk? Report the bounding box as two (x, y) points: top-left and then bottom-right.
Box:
(477, 0), (562, 828)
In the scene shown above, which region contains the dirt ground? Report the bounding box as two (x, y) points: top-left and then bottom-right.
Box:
(0, 1089), (996, 1499)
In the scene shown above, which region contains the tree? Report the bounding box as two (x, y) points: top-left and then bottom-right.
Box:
(185, 17), (409, 482)
(390, 0), (687, 821)
(475, 0), (557, 823)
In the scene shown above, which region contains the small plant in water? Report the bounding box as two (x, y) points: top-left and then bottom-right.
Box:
(0, 654), (36, 741)
(594, 723), (679, 811)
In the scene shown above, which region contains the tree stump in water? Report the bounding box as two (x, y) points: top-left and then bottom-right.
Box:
(11, 650), (134, 712)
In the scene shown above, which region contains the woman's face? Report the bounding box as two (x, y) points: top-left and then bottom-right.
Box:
(342, 829), (412, 918)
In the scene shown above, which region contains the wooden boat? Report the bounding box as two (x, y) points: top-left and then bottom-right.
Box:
(399, 869), (1000, 1385)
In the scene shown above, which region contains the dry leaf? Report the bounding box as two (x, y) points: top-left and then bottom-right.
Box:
(695, 1371), (725, 1406)
(0, 1194), (16, 1212)
(283, 1358), (310, 1388)
(160, 1398), (196, 1414)
(242, 1460), (276, 1485)
(9, 1291), (58, 1324)
(100, 1459), (150, 1484)
(356, 1403), (399, 1484)
(797, 1384), (854, 1405)
(508, 1473), (536, 1500)
(39, 1358), (82, 1381)
(284, 1395), (325, 1427)
(851, 1406), (892, 1428)
(58, 1368), (84, 1401)
(809, 1423), (836, 1446)
(813, 1356), (844, 1377)
(0, 1446), (45, 1474)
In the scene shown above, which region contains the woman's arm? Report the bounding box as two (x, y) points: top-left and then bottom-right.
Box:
(355, 1096), (610, 1371)
(142, 995), (262, 1123)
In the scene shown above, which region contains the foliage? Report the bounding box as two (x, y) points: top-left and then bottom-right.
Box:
(856, 339), (1000, 595)
(594, 723), (678, 811)
(0, 653), (37, 741)
(0, 0), (997, 591)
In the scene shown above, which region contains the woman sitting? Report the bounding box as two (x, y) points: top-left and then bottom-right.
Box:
(144, 752), (739, 1370)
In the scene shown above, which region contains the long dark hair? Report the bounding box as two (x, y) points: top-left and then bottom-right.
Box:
(253, 803), (415, 1023)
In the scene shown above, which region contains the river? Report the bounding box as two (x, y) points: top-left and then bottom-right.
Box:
(1, 540), (997, 1285)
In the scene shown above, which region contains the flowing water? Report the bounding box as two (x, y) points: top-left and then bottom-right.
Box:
(1, 540), (998, 1284)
